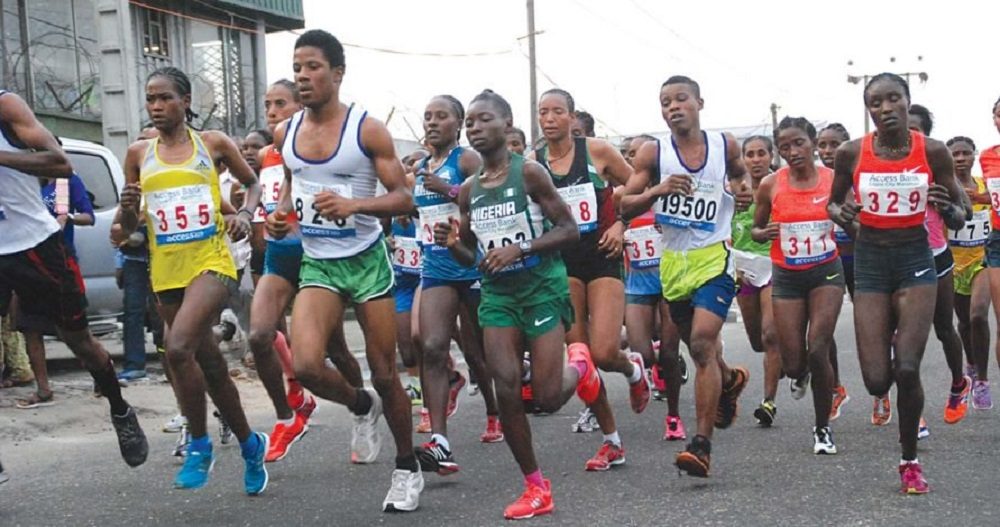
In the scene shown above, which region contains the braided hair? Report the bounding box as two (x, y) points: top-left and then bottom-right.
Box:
(864, 72), (910, 103)
(743, 134), (774, 155)
(819, 122), (850, 142)
(540, 88), (575, 113)
(471, 89), (512, 120)
(946, 136), (977, 151)
(147, 67), (199, 123)
(775, 116), (817, 143)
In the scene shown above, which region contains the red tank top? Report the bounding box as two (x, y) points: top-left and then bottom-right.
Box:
(852, 131), (932, 229)
(769, 166), (838, 270)
(980, 145), (1000, 229)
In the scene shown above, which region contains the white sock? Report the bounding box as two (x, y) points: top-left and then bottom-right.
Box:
(900, 458), (918, 466)
(603, 431), (621, 447)
(627, 362), (643, 384)
(431, 433), (450, 451)
(277, 417), (295, 426)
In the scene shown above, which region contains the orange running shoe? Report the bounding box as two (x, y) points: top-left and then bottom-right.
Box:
(830, 385), (849, 421)
(871, 394), (892, 426)
(480, 415), (504, 443)
(944, 375), (972, 424)
(585, 441), (625, 471)
(447, 372), (466, 418)
(503, 479), (554, 520)
(295, 394), (317, 423)
(568, 343), (601, 405)
(265, 414), (308, 462)
(415, 408), (432, 433)
(675, 435), (711, 477)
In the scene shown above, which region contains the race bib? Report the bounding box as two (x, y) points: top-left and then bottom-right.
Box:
(858, 172), (928, 217)
(473, 210), (538, 273)
(949, 209), (990, 247)
(293, 180), (356, 238)
(988, 178), (1000, 212)
(655, 179), (723, 231)
(393, 236), (422, 274)
(624, 225), (662, 269)
(146, 184), (217, 245)
(779, 220), (835, 266)
(256, 164), (285, 222)
(418, 202), (460, 249)
(557, 183), (598, 233)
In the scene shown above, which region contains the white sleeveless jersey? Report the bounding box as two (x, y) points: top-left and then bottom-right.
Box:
(0, 91), (60, 255)
(654, 132), (734, 251)
(282, 106), (382, 259)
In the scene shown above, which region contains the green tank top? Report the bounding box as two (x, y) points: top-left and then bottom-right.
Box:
(731, 204), (770, 256)
(470, 153), (568, 298)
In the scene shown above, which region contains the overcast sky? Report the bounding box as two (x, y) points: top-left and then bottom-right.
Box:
(265, 0), (1000, 156)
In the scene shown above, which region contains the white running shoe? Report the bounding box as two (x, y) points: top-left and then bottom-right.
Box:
(571, 406), (598, 433)
(382, 468), (424, 512)
(813, 426), (837, 455)
(790, 373), (810, 400)
(351, 388), (383, 464)
(163, 414), (187, 433)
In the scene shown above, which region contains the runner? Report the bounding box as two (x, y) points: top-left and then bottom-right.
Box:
(732, 135), (783, 427)
(116, 67), (268, 492)
(0, 89), (148, 467)
(621, 75), (753, 477)
(533, 89), (650, 470)
(243, 79), (323, 463)
(265, 30), (422, 512)
(573, 110), (595, 138)
(413, 94), (502, 475)
(432, 88), (599, 519)
(828, 73), (968, 494)
(947, 135), (992, 409)
(751, 116), (844, 454)
(908, 106), (973, 427)
(621, 134), (686, 440)
(240, 128), (272, 285)
(506, 127), (527, 155)
(816, 123), (853, 421)
(979, 96), (1000, 410)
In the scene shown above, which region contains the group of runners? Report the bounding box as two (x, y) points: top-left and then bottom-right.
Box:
(2, 27), (999, 519)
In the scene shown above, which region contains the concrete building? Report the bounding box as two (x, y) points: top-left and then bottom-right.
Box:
(0, 0), (304, 159)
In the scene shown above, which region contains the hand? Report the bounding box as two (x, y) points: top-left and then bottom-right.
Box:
(120, 183), (141, 212)
(115, 268), (124, 290)
(433, 219), (460, 248)
(733, 180), (753, 212)
(479, 244), (522, 274)
(313, 190), (357, 221)
(927, 184), (951, 212)
(421, 169), (451, 196)
(225, 213), (251, 241)
(597, 221), (625, 259)
(763, 222), (780, 240)
(658, 174), (694, 196)
(110, 223), (128, 247)
(836, 202), (861, 225)
(56, 214), (68, 230)
(265, 210), (290, 239)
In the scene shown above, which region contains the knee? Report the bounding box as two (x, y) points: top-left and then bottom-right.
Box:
(248, 327), (276, 355)
(761, 326), (778, 351)
(533, 385), (563, 414)
(807, 344), (831, 372)
(419, 334), (451, 369)
(971, 312), (989, 329)
(688, 335), (716, 368)
(369, 372), (397, 397)
(933, 318), (957, 339)
(164, 335), (197, 369)
(293, 359), (325, 389)
(895, 362), (921, 388)
(863, 375), (893, 397)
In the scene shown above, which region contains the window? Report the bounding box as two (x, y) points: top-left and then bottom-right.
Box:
(141, 8), (169, 57)
(24, 0), (101, 118)
(67, 151), (118, 211)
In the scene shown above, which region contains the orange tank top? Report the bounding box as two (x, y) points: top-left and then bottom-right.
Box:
(770, 166), (839, 270)
(853, 131), (932, 229)
(981, 145), (1000, 229)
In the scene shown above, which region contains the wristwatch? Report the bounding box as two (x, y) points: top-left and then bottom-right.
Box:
(518, 240), (533, 255)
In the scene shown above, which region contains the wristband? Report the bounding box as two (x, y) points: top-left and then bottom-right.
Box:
(447, 185), (461, 199)
(237, 208), (253, 219)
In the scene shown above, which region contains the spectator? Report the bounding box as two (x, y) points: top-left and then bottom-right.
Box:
(115, 221), (164, 382)
(16, 174), (94, 409)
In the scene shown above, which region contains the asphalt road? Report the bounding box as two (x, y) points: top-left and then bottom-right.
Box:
(2, 298), (1000, 526)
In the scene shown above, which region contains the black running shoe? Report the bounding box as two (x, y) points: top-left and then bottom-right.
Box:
(715, 367), (749, 429)
(753, 399), (777, 427)
(415, 439), (459, 476)
(112, 406), (149, 467)
(675, 435), (711, 477)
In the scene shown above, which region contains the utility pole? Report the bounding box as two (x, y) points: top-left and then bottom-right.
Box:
(527, 0), (539, 146)
(770, 102), (781, 168)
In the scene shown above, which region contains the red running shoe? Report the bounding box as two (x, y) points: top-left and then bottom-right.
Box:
(447, 372), (466, 418)
(480, 415), (504, 443)
(265, 413), (308, 462)
(627, 352), (651, 414)
(568, 343), (600, 405)
(503, 479), (554, 520)
(584, 441), (625, 471)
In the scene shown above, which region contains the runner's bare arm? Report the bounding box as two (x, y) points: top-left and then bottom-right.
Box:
(619, 140), (661, 220)
(829, 140), (861, 237)
(588, 137), (633, 187)
(114, 141), (149, 237)
(0, 92), (72, 178)
(750, 174), (779, 243)
(354, 116), (411, 217)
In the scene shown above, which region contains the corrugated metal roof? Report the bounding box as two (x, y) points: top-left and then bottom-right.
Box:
(216, 0), (304, 29)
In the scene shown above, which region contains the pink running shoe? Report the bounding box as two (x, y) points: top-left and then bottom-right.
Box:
(663, 415), (686, 441)
(899, 461), (929, 494)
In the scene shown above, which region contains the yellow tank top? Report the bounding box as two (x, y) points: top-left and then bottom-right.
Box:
(949, 177), (989, 273)
(141, 128), (236, 292)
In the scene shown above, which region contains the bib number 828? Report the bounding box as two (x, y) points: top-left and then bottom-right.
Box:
(295, 197), (347, 228)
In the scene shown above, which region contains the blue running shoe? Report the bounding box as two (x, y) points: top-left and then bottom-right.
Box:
(242, 431), (269, 496)
(174, 442), (214, 489)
